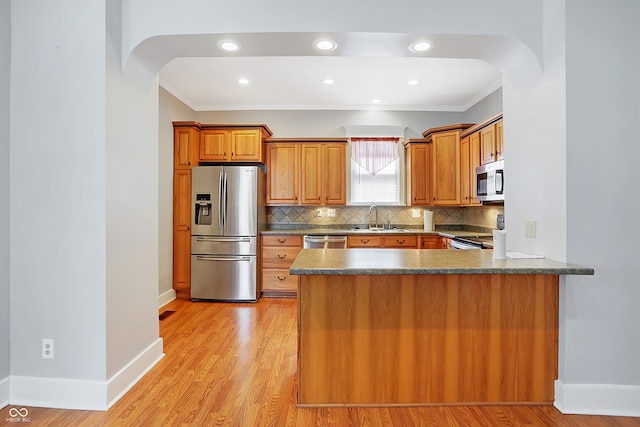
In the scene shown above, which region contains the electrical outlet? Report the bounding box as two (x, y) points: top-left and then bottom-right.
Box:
(327, 208), (336, 217)
(525, 220), (536, 238)
(42, 339), (54, 359)
(316, 208), (323, 217)
(411, 209), (421, 218)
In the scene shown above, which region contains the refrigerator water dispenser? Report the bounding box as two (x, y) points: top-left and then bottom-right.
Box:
(195, 193), (212, 225)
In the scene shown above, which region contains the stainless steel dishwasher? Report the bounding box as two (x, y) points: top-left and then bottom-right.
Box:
(303, 235), (347, 249)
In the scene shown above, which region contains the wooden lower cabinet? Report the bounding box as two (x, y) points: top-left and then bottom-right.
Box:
(347, 235), (419, 248)
(261, 234), (302, 297)
(420, 235), (443, 249)
(298, 273), (559, 405)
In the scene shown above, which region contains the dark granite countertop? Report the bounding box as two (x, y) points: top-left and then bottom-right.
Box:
(289, 248), (595, 276)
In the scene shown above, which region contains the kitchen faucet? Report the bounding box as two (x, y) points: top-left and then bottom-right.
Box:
(368, 204), (379, 229)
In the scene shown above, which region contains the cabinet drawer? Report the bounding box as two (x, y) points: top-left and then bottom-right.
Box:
(347, 235), (382, 248)
(262, 235), (303, 247)
(262, 247), (302, 268)
(383, 235), (418, 248)
(262, 269), (299, 292)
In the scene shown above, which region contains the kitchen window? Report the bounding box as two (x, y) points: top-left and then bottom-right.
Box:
(348, 137), (403, 205)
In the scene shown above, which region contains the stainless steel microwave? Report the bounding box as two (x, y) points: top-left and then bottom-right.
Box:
(476, 160), (504, 201)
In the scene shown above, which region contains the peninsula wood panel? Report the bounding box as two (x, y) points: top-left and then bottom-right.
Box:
(298, 274), (559, 406)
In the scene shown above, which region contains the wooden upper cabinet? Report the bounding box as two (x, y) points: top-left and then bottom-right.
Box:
(265, 143), (299, 205)
(300, 144), (322, 204)
(198, 125), (271, 163)
(460, 133), (482, 206)
(404, 141), (432, 206)
(495, 119), (504, 161)
(267, 139), (346, 206)
(431, 130), (462, 206)
(173, 125), (200, 169)
(322, 143), (346, 205)
(480, 124), (497, 165)
(231, 129), (263, 161)
(200, 129), (230, 162)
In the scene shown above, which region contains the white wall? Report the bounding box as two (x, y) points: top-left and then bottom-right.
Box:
(557, 0), (640, 416)
(105, 0), (163, 404)
(194, 110), (463, 139)
(10, 0), (107, 390)
(0, 0), (11, 406)
(463, 88), (503, 123)
(158, 87), (195, 301)
(7, 0), (163, 410)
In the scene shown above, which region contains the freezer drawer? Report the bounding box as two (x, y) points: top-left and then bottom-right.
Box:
(191, 236), (257, 255)
(191, 255), (258, 301)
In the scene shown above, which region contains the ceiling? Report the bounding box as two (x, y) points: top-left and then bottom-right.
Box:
(158, 56), (502, 112)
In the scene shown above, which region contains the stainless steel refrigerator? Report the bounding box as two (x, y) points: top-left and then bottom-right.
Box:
(190, 166), (265, 301)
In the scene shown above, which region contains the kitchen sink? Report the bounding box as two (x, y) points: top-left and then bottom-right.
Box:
(350, 227), (409, 233)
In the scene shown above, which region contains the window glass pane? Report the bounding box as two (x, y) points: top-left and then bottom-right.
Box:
(350, 157), (400, 204)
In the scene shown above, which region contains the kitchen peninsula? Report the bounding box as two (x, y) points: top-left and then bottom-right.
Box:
(290, 249), (593, 406)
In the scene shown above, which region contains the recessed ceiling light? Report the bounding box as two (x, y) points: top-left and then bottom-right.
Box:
(409, 40), (434, 53)
(408, 80), (419, 86)
(217, 39), (241, 52)
(323, 78), (334, 85)
(238, 78), (249, 85)
(313, 38), (338, 51)
(372, 99), (381, 104)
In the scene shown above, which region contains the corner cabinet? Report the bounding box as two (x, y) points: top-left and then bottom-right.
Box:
(265, 138), (347, 206)
(172, 121), (272, 299)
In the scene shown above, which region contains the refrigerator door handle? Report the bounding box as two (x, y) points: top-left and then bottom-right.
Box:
(222, 172), (228, 230)
(218, 171), (224, 230)
(195, 255), (252, 262)
(195, 236), (251, 243)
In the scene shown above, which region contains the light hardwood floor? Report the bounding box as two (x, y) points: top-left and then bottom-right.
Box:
(3, 298), (639, 426)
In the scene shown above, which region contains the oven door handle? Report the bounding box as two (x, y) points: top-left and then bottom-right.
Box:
(195, 256), (252, 262)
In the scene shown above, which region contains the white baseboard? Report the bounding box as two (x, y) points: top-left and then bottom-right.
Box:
(158, 289), (176, 309)
(555, 380), (640, 417)
(0, 375), (9, 408)
(107, 338), (164, 408)
(10, 338), (164, 411)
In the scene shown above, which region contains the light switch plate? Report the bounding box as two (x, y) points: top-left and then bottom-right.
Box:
(525, 220), (536, 238)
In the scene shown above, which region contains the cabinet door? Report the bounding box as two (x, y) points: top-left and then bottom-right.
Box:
(200, 129), (229, 161)
(300, 144), (322, 204)
(480, 124), (496, 165)
(469, 132), (482, 205)
(173, 169), (191, 298)
(460, 136), (471, 206)
(230, 129), (262, 162)
(406, 144), (431, 206)
(323, 143), (346, 205)
(174, 127), (199, 169)
(420, 235), (441, 249)
(265, 144), (299, 204)
(495, 120), (504, 161)
(432, 131), (461, 206)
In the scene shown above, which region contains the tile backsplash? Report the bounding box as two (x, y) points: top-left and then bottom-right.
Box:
(267, 205), (504, 230)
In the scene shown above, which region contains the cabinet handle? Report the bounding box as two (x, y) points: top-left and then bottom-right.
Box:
(491, 152), (494, 156)
(277, 276), (287, 281)
(361, 239), (370, 244)
(277, 238), (287, 244)
(277, 254), (287, 259)
(396, 239), (405, 244)
(318, 197), (320, 201)
(224, 152), (226, 156)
